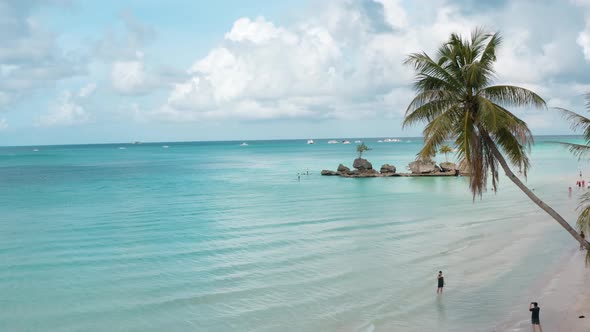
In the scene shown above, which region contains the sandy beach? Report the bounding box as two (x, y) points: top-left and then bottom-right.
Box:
(497, 248), (590, 331)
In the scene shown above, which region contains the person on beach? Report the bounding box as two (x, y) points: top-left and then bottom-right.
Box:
(529, 302), (542, 332)
(580, 231), (586, 250)
(437, 271), (444, 294)
(583, 180), (586, 188)
(569, 186), (573, 198)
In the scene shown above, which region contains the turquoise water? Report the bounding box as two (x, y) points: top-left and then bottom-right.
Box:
(0, 137), (585, 331)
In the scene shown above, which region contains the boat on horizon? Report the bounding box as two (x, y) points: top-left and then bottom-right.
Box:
(342, 140), (351, 144)
(162, 145), (169, 149)
(307, 139), (314, 144)
(327, 140), (339, 144)
(354, 140), (362, 143)
(240, 142), (249, 146)
(383, 138), (401, 142)
(133, 141), (141, 144)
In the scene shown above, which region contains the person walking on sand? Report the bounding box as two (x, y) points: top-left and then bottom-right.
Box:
(437, 271), (445, 294)
(580, 231), (586, 250)
(529, 302), (543, 332)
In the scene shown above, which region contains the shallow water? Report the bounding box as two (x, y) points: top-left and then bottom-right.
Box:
(0, 136), (585, 331)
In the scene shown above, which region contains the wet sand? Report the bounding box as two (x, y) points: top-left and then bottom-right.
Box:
(497, 248), (590, 331)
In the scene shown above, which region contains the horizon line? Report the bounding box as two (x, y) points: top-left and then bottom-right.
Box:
(0, 134), (583, 148)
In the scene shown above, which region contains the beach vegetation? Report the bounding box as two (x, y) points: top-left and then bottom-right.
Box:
(556, 100), (590, 253)
(440, 144), (453, 162)
(403, 27), (586, 247)
(356, 143), (370, 158)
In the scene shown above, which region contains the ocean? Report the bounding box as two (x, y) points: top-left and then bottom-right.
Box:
(0, 136), (585, 331)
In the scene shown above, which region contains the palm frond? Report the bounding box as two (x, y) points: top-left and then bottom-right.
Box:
(556, 142), (590, 160)
(480, 85), (546, 109)
(418, 107), (457, 160)
(553, 107), (590, 142)
(404, 53), (463, 92)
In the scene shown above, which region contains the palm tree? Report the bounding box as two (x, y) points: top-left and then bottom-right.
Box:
(439, 144), (453, 162)
(556, 98), (590, 251)
(356, 143), (370, 158)
(403, 28), (585, 248)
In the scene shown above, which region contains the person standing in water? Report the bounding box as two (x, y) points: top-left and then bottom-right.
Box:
(437, 271), (444, 294)
(529, 302), (543, 332)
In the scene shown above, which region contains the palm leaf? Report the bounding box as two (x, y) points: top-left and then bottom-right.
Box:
(480, 85), (546, 109)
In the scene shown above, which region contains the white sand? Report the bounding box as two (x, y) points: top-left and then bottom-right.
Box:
(498, 248), (590, 331)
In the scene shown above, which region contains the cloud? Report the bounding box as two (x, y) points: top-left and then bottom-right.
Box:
(78, 83), (97, 98)
(157, 1), (475, 122)
(37, 84), (96, 127)
(111, 54), (149, 95)
(0, 117), (7, 131)
(0, 0), (84, 109)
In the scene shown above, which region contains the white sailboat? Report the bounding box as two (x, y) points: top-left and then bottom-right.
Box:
(307, 139), (314, 144)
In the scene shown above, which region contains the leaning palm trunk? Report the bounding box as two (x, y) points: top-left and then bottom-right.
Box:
(482, 132), (589, 248)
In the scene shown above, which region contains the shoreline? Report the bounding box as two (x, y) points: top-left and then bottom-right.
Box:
(495, 248), (590, 331)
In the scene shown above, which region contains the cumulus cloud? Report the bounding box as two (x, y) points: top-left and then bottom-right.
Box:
(110, 52), (151, 95)
(37, 84), (97, 127)
(157, 1), (479, 122)
(151, 0), (590, 126)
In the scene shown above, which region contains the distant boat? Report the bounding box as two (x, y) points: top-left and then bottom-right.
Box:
(240, 142), (248, 146)
(377, 140), (384, 143)
(383, 138), (401, 142)
(119, 147), (126, 150)
(307, 139), (314, 144)
(162, 145), (169, 149)
(327, 140), (339, 144)
(133, 141), (141, 144)
(32, 149), (39, 152)
(342, 140), (351, 144)
(354, 140), (362, 143)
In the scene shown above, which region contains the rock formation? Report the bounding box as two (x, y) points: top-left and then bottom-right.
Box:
(439, 162), (457, 172)
(380, 164), (396, 174)
(408, 160), (438, 174)
(337, 164), (351, 173)
(353, 158), (372, 171)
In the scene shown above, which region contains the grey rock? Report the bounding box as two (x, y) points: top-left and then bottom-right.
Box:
(408, 160), (437, 174)
(337, 164), (351, 173)
(353, 158), (373, 171)
(458, 160), (471, 175)
(321, 170), (338, 176)
(439, 162), (457, 172)
(380, 164), (397, 174)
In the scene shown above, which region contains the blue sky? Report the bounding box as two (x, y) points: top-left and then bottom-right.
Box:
(2, 0), (590, 145)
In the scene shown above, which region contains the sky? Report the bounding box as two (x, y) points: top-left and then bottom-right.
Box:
(2, 0), (590, 145)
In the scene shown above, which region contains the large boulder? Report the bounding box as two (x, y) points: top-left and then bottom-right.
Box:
(408, 160), (437, 174)
(380, 164), (396, 174)
(321, 170), (338, 176)
(439, 162), (457, 172)
(458, 160), (470, 175)
(353, 158), (373, 171)
(337, 164), (351, 173)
